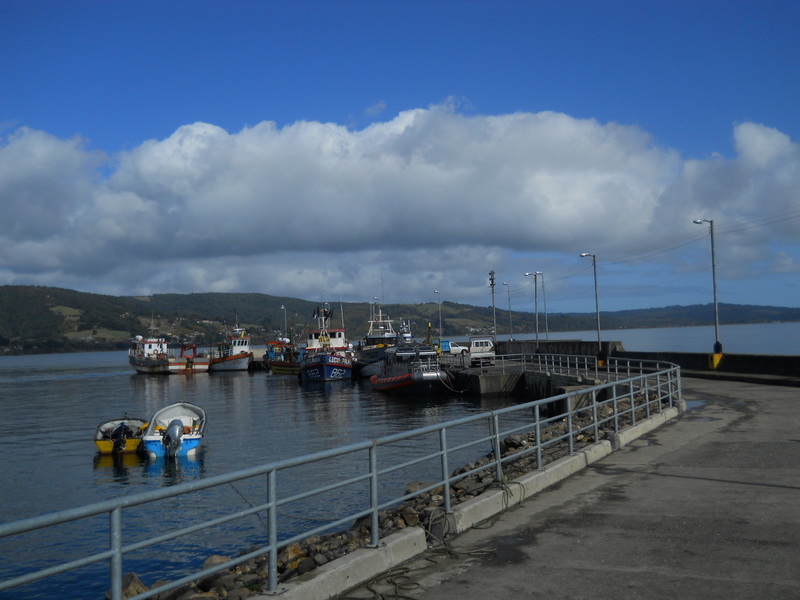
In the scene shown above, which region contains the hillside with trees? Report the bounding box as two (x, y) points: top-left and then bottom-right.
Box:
(1, 285), (799, 354)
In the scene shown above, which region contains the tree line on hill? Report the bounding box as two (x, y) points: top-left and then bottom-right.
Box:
(1, 285), (799, 354)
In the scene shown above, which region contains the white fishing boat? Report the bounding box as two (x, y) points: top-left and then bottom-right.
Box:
(128, 337), (210, 374)
(140, 402), (207, 458)
(209, 326), (253, 372)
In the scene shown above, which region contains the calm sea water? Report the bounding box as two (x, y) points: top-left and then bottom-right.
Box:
(0, 322), (796, 598)
(498, 321), (800, 355)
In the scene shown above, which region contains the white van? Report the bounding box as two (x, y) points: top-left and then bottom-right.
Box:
(468, 337), (495, 366)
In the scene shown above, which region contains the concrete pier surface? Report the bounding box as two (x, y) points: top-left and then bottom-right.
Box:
(331, 378), (800, 600)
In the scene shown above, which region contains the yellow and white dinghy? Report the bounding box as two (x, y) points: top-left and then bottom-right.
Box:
(94, 416), (147, 454)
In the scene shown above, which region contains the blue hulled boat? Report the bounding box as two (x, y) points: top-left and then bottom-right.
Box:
(140, 402), (207, 459)
(299, 304), (354, 383)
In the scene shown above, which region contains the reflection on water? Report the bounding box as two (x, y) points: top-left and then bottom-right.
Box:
(92, 452), (206, 487)
(93, 452), (146, 484)
(143, 455), (206, 486)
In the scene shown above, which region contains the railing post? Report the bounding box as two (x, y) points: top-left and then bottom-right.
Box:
(369, 442), (380, 547)
(490, 411), (504, 482)
(267, 469), (278, 593)
(592, 389), (599, 443)
(534, 403), (542, 470)
(567, 396), (574, 455)
(109, 506), (122, 600)
(439, 428), (452, 513)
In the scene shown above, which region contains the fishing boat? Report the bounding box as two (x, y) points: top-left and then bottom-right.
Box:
(264, 341), (302, 375)
(209, 326), (253, 372)
(354, 305), (403, 378)
(370, 344), (451, 395)
(94, 416), (147, 454)
(298, 304), (354, 383)
(128, 337), (210, 374)
(140, 402), (207, 458)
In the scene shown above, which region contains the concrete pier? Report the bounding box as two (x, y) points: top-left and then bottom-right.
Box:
(326, 376), (800, 600)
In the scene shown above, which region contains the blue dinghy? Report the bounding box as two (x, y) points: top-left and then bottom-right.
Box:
(141, 402), (206, 459)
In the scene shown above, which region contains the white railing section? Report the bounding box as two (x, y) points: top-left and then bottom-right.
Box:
(0, 355), (681, 600)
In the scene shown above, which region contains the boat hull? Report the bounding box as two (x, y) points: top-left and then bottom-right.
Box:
(209, 353), (253, 372)
(129, 355), (210, 374)
(299, 353), (353, 382)
(95, 439), (143, 454)
(128, 355), (170, 374)
(355, 359), (383, 378)
(142, 436), (203, 458)
(168, 359), (210, 374)
(370, 369), (450, 395)
(267, 360), (300, 375)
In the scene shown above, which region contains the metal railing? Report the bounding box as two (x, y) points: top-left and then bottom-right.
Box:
(441, 352), (677, 381)
(0, 355), (681, 599)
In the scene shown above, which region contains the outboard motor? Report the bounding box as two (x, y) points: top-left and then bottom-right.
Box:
(110, 422), (131, 453)
(162, 419), (184, 457)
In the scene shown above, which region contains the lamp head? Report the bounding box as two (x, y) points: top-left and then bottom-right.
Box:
(692, 219), (704, 224)
(579, 253), (592, 257)
(523, 272), (533, 276)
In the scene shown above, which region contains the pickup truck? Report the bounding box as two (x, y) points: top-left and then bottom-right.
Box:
(468, 337), (496, 366)
(446, 342), (468, 355)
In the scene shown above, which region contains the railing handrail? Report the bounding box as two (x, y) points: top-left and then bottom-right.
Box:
(0, 354), (681, 599)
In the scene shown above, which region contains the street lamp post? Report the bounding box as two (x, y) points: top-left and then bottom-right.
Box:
(280, 304), (287, 339)
(434, 289), (442, 346)
(579, 253), (603, 359)
(538, 272), (549, 340)
(489, 271), (497, 339)
(523, 272), (539, 350)
(502, 282), (513, 340)
(693, 219), (723, 354)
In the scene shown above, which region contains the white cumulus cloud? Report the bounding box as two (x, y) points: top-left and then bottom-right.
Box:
(1, 107), (798, 307)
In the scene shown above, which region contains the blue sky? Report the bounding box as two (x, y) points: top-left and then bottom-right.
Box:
(1, 0), (799, 316)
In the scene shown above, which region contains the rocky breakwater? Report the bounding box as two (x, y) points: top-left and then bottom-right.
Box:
(114, 393), (664, 599)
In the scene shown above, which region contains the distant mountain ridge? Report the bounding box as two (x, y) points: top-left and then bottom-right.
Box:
(1, 285), (799, 354)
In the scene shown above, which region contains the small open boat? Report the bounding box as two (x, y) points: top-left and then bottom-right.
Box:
(94, 416), (147, 454)
(140, 402), (207, 458)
